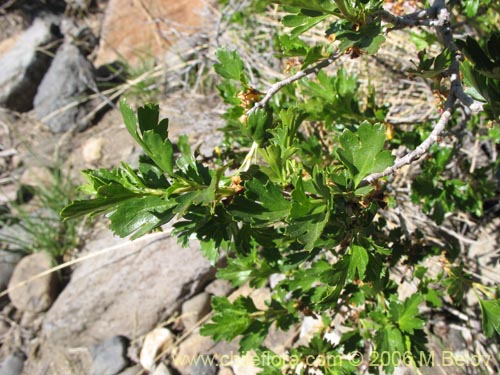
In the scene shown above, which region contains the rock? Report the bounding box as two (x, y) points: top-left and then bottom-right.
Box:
(19, 166), (53, 187)
(140, 328), (174, 371)
(82, 137), (105, 164)
(42, 230), (216, 346)
(95, 0), (206, 67)
(190, 355), (217, 375)
(263, 324), (297, 356)
(33, 40), (97, 133)
(250, 287), (271, 311)
(0, 352), (25, 375)
(269, 274), (286, 289)
(117, 366), (143, 375)
(7, 252), (59, 313)
(218, 367), (234, 375)
(153, 363), (172, 375)
(174, 330), (237, 375)
(205, 279), (232, 297)
(91, 336), (130, 375)
(20, 340), (91, 375)
(231, 351), (260, 375)
(181, 292), (212, 331)
(0, 18), (60, 112)
(175, 332), (213, 366)
(0, 320), (9, 336)
(0, 250), (23, 291)
(295, 316), (324, 347)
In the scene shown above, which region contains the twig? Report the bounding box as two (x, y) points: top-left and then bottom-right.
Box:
(248, 52), (342, 115)
(0, 230), (172, 299)
(360, 101), (454, 187)
(360, 0), (484, 187)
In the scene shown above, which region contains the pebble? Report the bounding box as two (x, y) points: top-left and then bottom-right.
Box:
(139, 328), (174, 371)
(181, 292), (212, 331)
(7, 252), (59, 313)
(191, 355), (218, 375)
(153, 363), (172, 375)
(0, 351), (25, 375)
(205, 279), (232, 297)
(82, 137), (105, 164)
(90, 336), (130, 375)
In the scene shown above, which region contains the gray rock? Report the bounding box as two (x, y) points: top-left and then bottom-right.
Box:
(91, 336), (130, 375)
(191, 355), (217, 375)
(0, 18), (60, 112)
(153, 363), (172, 375)
(205, 279), (232, 297)
(117, 366), (143, 375)
(42, 230), (217, 346)
(33, 41), (96, 133)
(181, 292), (212, 331)
(0, 251), (23, 291)
(0, 351), (25, 375)
(7, 252), (59, 313)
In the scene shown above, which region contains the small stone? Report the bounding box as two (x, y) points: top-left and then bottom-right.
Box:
(269, 274), (286, 289)
(205, 279), (232, 297)
(191, 355), (217, 375)
(82, 137), (105, 164)
(218, 366), (234, 375)
(0, 320), (10, 336)
(0, 351), (25, 375)
(33, 41), (97, 133)
(153, 363), (172, 375)
(7, 252), (59, 313)
(181, 292), (212, 331)
(295, 316), (324, 346)
(0, 18), (59, 112)
(140, 328), (174, 371)
(91, 336), (130, 375)
(263, 324), (297, 355)
(251, 287), (271, 311)
(117, 365), (143, 375)
(19, 166), (53, 188)
(175, 330), (213, 361)
(231, 351), (260, 375)
(0, 250), (23, 291)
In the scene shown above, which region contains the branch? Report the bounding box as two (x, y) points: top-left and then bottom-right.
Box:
(359, 99), (454, 187)
(248, 52), (341, 115)
(360, 0), (484, 187)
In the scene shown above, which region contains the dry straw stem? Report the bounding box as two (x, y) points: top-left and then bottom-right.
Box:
(0, 230), (172, 300)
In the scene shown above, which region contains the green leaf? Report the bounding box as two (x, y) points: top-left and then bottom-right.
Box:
(282, 12), (329, 39)
(286, 177), (329, 251)
(201, 296), (258, 342)
(108, 195), (176, 238)
(245, 108), (273, 145)
(346, 244), (368, 281)
(214, 48), (247, 83)
(337, 122), (394, 188)
(228, 173), (290, 226)
(273, 0), (337, 13)
(390, 294), (425, 334)
(374, 324), (405, 374)
(336, 22), (385, 55)
(478, 298), (500, 337)
(120, 99), (143, 146)
(200, 239), (220, 265)
(142, 131), (174, 175)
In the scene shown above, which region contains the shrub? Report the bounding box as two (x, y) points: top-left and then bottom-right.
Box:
(62, 1), (499, 373)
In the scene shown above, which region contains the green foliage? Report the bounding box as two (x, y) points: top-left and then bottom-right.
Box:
(62, 1), (500, 374)
(0, 166), (86, 262)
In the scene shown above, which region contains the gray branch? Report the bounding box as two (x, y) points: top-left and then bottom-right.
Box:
(248, 52), (341, 115)
(360, 0), (484, 187)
